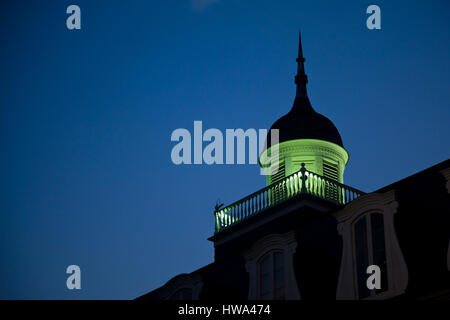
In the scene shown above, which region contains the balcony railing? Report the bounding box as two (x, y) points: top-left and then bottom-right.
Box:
(214, 163), (365, 233)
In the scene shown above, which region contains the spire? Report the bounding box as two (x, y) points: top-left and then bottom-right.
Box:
(295, 30), (308, 98)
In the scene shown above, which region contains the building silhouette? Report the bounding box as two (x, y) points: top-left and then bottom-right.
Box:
(139, 33), (450, 300)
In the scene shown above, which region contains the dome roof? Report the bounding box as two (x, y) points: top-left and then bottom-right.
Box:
(264, 31), (344, 150)
(266, 96), (343, 148)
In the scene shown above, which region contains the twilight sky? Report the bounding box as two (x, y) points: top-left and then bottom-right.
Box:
(1, 0), (449, 299)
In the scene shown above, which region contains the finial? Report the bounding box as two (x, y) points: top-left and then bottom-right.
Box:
(295, 30), (308, 98)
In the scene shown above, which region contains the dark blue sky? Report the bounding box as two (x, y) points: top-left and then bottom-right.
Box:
(1, 0), (449, 299)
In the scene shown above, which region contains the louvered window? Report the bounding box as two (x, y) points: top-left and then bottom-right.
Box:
(270, 162), (285, 185)
(323, 161), (339, 201)
(269, 162), (286, 205)
(323, 161), (339, 182)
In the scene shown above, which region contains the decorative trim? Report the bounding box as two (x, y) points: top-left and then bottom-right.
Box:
(158, 273), (203, 300)
(261, 139), (349, 166)
(243, 231), (301, 300)
(333, 190), (409, 300)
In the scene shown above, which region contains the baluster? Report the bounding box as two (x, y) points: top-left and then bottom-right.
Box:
(256, 195), (259, 212)
(280, 182), (283, 201)
(259, 193), (262, 211)
(220, 210), (224, 228)
(293, 173), (297, 194)
(286, 177), (290, 197)
(293, 175), (296, 195)
(313, 175), (316, 195)
(252, 196), (254, 214)
(265, 190), (268, 207)
(271, 186), (274, 205)
(320, 178), (324, 198)
(214, 211), (219, 232)
(292, 176), (295, 196)
(336, 186), (339, 204)
(259, 192), (262, 211)
(312, 176), (316, 197)
(222, 210), (225, 229)
(291, 175), (294, 195)
(286, 179), (290, 198)
(261, 192), (264, 209)
(272, 185), (276, 204)
(273, 185), (276, 204)
(244, 200), (247, 217)
(317, 177), (320, 197)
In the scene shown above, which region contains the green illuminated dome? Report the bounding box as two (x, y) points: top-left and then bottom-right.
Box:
(260, 32), (349, 186)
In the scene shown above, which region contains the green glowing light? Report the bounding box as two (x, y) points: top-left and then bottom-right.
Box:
(259, 139), (349, 186)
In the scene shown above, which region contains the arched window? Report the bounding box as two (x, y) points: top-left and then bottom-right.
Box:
(334, 191), (408, 300)
(258, 251), (285, 300)
(244, 232), (301, 300)
(353, 212), (388, 299)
